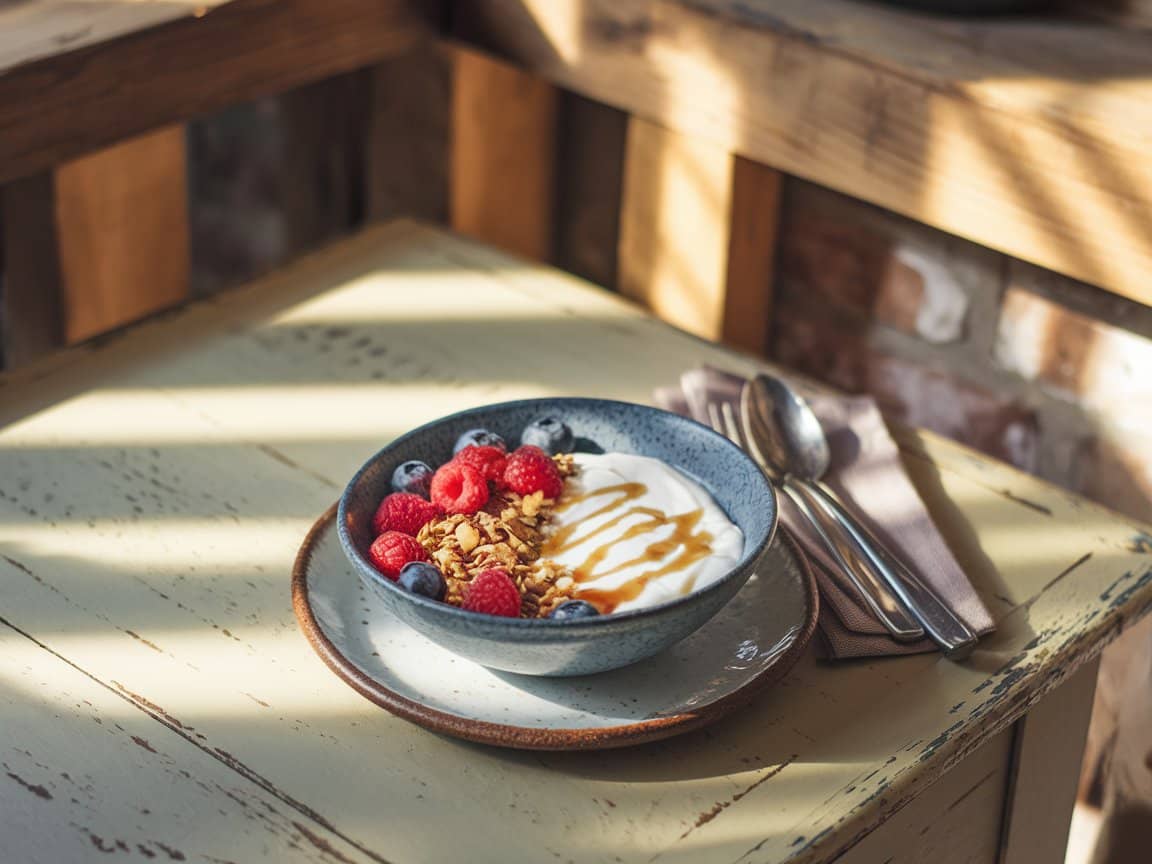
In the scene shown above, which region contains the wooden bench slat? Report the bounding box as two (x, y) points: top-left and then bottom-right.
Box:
(0, 0), (431, 185)
(455, 0), (1152, 308)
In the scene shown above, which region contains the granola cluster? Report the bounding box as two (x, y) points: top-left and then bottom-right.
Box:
(415, 454), (578, 618)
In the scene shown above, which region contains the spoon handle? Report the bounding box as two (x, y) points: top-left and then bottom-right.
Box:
(782, 479), (925, 642)
(809, 481), (979, 660)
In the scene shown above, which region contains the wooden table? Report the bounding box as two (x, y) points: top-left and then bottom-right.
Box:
(2, 222), (1149, 863)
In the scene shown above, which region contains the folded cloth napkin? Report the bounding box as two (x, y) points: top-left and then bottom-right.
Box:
(655, 366), (995, 659)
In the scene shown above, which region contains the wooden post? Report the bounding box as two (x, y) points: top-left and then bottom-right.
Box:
(618, 117), (780, 356)
(1, 173), (65, 368)
(54, 126), (190, 343)
(553, 92), (628, 290)
(450, 45), (558, 261)
(365, 46), (451, 225)
(279, 73), (369, 252)
(999, 657), (1101, 864)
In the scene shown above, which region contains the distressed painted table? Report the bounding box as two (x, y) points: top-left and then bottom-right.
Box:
(1, 221), (1150, 864)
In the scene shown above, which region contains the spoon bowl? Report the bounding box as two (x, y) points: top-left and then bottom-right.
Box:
(744, 374), (829, 481)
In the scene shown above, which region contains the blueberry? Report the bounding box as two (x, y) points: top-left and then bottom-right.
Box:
(520, 416), (574, 455)
(398, 562), (446, 601)
(549, 599), (601, 620)
(453, 428), (506, 455)
(391, 460), (434, 497)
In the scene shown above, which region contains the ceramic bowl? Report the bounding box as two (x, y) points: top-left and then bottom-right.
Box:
(336, 398), (777, 676)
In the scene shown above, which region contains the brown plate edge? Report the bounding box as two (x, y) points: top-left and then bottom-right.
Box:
(291, 503), (820, 751)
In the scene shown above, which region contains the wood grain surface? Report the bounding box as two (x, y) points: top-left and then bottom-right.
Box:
(0, 221), (1149, 863)
(365, 45), (452, 224)
(0, 173), (64, 368)
(0, 0), (430, 185)
(619, 118), (780, 353)
(1000, 658), (1100, 864)
(0, 0), (231, 75)
(553, 91), (628, 290)
(450, 45), (558, 261)
(55, 126), (190, 343)
(457, 0), (1152, 307)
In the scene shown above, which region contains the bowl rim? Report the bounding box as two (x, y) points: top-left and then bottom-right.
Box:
(336, 396), (778, 628)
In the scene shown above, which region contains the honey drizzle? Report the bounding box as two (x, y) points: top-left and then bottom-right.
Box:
(543, 482), (716, 613)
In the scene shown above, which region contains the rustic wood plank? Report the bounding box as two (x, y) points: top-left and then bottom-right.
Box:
(0, 616), (378, 863)
(1067, 0), (1152, 26)
(0, 0), (430, 186)
(0, 0), (231, 75)
(364, 44), (451, 223)
(0, 173), (64, 368)
(450, 44), (558, 261)
(456, 0), (1152, 307)
(279, 72), (369, 252)
(620, 118), (778, 354)
(1000, 658), (1100, 864)
(0, 221), (1149, 864)
(55, 125), (190, 343)
(553, 91), (628, 289)
(620, 116), (734, 340)
(724, 156), (781, 356)
(1090, 612), (1152, 863)
(838, 726), (1011, 864)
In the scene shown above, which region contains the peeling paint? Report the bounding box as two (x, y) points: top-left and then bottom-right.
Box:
(110, 682), (189, 731)
(998, 490), (1053, 516)
(918, 721), (964, 762)
(291, 821), (357, 864)
(1128, 532), (1152, 554)
(1106, 567), (1152, 611)
(123, 630), (162, 653)
(154, 840), (186, 860)
(678, 757), (796, 840)
(85, 831), (117, 854)
(5, 770), (52, 800)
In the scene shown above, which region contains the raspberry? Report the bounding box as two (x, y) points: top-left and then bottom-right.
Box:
(451, 444), (507, 484)
(368, 531), (429, 580)
(372, 492), (443, 536)
(502, 445), (564, 499)
(462, 569), (522, 617)
(430, 462), (490, 514)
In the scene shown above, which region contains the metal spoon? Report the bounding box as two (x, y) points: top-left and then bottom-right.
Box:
(743, 374), (978, 659)
(734, 384), (922, 642)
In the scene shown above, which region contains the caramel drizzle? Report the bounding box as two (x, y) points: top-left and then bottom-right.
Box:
(543, 482), (715, 613)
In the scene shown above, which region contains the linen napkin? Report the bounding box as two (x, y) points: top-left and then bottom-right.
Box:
(655, 366), (995, 659)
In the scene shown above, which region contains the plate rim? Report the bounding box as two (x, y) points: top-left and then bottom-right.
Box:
(292, 503), (819, 751)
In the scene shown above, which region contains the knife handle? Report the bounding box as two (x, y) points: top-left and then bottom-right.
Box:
(783, 478), (924, 642)
(810, 481), (979, 660)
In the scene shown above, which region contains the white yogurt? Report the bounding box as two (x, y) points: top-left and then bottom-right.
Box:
(541, 453), (743, 613)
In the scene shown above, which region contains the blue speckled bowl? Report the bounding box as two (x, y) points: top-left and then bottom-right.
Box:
(337, 398), (777, 676)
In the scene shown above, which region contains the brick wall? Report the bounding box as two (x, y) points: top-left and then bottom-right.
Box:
(771, 179), (1152, 524)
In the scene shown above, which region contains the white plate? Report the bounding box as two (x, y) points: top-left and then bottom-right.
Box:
(293, 506), (818, 750)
